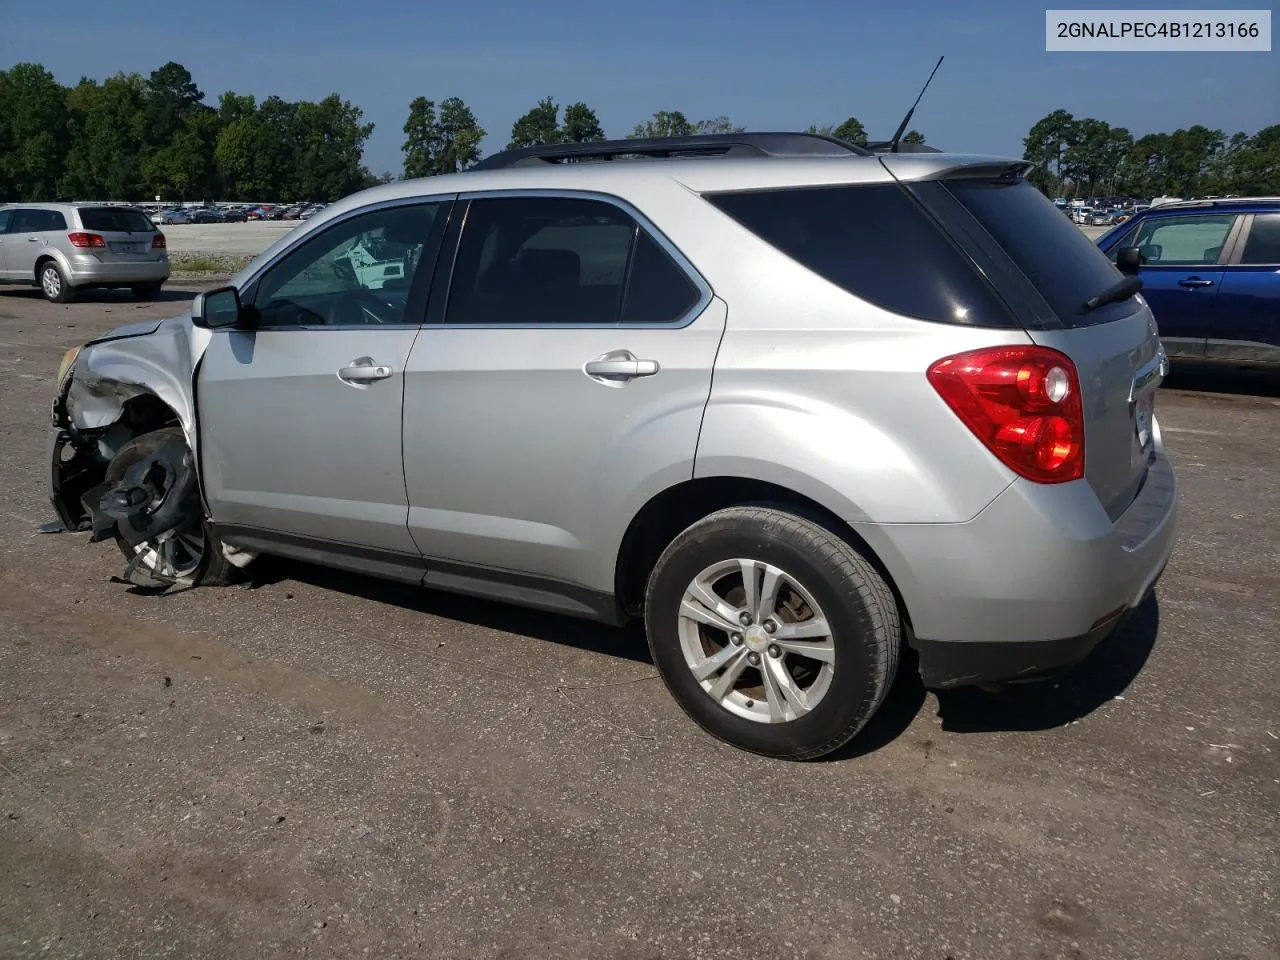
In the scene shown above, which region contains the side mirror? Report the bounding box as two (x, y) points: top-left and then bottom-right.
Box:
(1116, 246), (1143, 276)
(191, 285), (243, 329)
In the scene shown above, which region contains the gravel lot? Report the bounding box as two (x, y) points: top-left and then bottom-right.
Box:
(1, 283), (1276, 960)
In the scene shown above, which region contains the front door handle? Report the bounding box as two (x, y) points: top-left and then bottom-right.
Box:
(337, 356), (393, 384)
(1178, 277), (1214, 288)
(583, 358), (660, 379)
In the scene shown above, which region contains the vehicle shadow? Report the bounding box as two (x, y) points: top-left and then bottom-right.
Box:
(930, 594), (1161, 733)
(1162, 364), (1280, 399)
(0, 287), (199, 304)
(241, 555), (654, 666)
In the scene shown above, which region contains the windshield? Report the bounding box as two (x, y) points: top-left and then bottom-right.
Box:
(944, 179), (1140, 326)
(79, 207), (156, 233)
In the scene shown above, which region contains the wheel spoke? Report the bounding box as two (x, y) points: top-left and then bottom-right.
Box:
(158, 536), (177, 579)
(773, 616), (831, 642)
(762, 656), (811, 720)
(706, 648), (750, 702)
(682, 579), (742, 634)
(757, 564), (783, 622)
(775, 636), (836, 664)
(690, 642), (744, 682)
(737, 559), (759, 620)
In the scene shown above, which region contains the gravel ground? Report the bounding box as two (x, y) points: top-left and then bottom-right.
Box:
(1, 283), (1275, 960)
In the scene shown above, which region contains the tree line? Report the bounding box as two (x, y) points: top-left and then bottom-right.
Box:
(1023, 109), (1279, 198)
(0, 60), (907, 204)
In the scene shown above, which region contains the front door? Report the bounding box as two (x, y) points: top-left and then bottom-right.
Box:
(198, 198), (453, 555)
(1128, 212), (1238, 357)
(402, 194), (725, 596)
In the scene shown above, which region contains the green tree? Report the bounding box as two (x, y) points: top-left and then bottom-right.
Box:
(629, 111), (694, 139)
(63, 73), (149, 200)
(508, 96), (562, 149)
(0, 63), (69, 201)
(1229, 124), (1280, 194)
(294, 94), (375, 201)
(143, 62), (207, 149)
(143, 108), (219, 200)
(694, 116), (745, 134)
(903, 130), (926, 145)
(1023, 109), (1077, 194)
(434, 97), (485, 174)
(833, 117), (867, 146)
(402, 97), (438, 180)
(561, 102), (605, 142)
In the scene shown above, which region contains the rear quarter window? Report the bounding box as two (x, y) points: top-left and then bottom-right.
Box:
(943, 179), (1137, 326)
(706, 183), (1016, 327)
(78, 207), (156, 233)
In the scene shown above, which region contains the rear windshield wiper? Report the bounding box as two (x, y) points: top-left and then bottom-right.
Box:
(1080, 276), (1143, 314)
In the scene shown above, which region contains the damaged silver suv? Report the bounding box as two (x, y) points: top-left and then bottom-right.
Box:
(49, 134), (1177, 759)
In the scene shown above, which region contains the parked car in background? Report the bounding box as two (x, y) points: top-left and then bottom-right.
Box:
(152, 208), (189, 225)
(187, 206), (225, 224)
(222, 206), (249, 222)
(1097, 196), (1280, 365)
(47, 133), (1176, 759)
(0, 202), (168, 302)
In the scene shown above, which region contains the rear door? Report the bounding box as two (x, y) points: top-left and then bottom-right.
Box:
(936, 176), (1166, 519)
(1211, 212), (1280, 362)
(75, 207), (164, 267)
(401, 193), (724, 598)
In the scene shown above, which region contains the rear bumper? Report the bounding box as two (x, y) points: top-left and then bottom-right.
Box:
(853, 452), (1178, 688)
(66, 256), (169, 287)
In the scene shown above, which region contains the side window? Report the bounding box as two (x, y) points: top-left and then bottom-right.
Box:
(1104, 224), (1140, 261)
(445, 196), (636, 325)
(1131, 214), (1236, 266)
(1239, 214), (1280, 265)
(0, 210), (11, 234)
(252, 202), (445, 329)
(621, 229), (701, 323)
(12, 209), (66, 233)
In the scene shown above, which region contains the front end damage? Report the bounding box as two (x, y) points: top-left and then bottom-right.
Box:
(47, 315), (256, 584)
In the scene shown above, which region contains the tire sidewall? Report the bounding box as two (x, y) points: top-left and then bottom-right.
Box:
(106, 429), (221, 585)
(646, 516), (888, 758)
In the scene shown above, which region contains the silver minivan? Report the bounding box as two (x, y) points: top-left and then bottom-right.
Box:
(47, 134), (1177, 759)
(0, 203), (169, 302)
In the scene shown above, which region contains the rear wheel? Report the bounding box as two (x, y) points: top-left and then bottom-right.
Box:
(104, 428), (236, 587)
(644, 506), (900, 759)
(131, 283), (164, 301)
(39, 262), (74, 303)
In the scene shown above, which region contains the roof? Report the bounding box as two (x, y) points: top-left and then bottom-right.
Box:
(1142, 196), (1280, 213)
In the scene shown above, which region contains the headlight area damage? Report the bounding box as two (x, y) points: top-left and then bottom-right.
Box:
(47, 316), (256, 587)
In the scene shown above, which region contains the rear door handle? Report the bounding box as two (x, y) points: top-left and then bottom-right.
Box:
(583, 358), (660, 379)
(1178, 277), (1214, 288)
(337, 356), (393, 384)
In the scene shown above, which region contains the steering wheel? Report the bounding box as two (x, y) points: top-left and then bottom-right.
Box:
(326, 288), (394, 326)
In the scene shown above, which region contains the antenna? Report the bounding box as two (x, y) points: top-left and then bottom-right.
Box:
(887, 55), (944, 153)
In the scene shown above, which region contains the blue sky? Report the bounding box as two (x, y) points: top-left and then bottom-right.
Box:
(4, 0), (1276, 174)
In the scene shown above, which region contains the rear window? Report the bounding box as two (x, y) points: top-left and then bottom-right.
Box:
(706, 184), (1015, 327)
(78, 207), (155, 233)
(944, 179), (1136, 325)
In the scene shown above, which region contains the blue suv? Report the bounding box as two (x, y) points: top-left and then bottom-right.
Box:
(1096, 198), (1280, 365)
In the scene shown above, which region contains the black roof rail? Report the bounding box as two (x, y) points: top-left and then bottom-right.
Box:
(471, 132), (874, 170)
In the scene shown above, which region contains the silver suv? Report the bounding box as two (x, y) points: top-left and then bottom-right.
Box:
(0, 203), (169, 302)
(48, 134), (1177, 759)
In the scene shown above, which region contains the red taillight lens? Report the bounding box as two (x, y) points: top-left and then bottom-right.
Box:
(927, 346), (1085, 483)
(152, 232), (166, 249)
(67, 232), (106, 249)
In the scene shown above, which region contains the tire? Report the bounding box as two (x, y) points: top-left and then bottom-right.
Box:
(131, 283), (164, 301)
(104, 427), (237, 587)
(644, 506), (900, 760)
(39, 261), (75, 303)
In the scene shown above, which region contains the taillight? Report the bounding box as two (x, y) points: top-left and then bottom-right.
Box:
(927, 346), (1085, 483)
(152, 233), (166, 249)
(67, 232), (106, 248)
